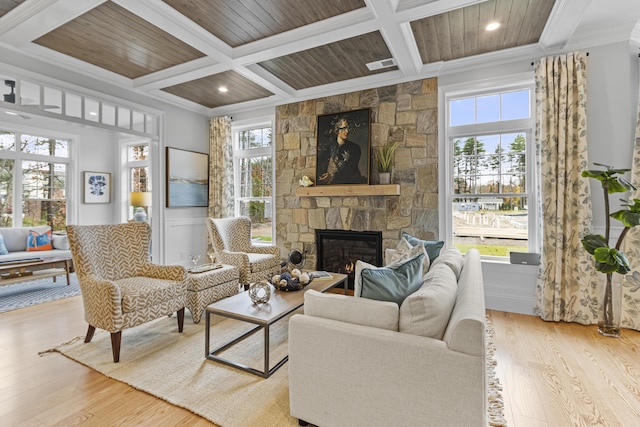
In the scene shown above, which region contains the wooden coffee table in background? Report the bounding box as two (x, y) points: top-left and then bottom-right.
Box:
(204, 272), (347, 378)
(0, 257), (71, 286)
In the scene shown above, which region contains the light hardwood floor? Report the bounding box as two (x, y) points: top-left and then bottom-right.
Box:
(1, 296), (639, 426)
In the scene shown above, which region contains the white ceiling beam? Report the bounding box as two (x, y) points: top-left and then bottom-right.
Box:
(0, 0), (107, 46)
(232, 8), (377, 64)
(539, 0), (595, 50)
(113, 0), (233, 59)
(133, 57), (226, 90)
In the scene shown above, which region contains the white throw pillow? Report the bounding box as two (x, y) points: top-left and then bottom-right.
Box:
(52, 234), (70, 250)
(354, 259), (376, 298)
(398, 263), (458, 340)
(304, 289), (399, 331)
(388, 238), (430, 276)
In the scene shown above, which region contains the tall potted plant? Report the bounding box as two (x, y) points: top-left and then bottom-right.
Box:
(375, 140), (398, 185)
(581, 163), (640, 337)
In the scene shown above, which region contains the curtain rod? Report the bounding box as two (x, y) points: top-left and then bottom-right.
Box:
(531, 52), (589, 66)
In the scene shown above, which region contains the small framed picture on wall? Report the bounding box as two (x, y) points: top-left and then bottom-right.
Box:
(83, 171), (111, 204)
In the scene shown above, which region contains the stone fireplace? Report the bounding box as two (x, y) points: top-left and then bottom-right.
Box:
(316, 229), (383, 289)
(274, 77), (439, 271)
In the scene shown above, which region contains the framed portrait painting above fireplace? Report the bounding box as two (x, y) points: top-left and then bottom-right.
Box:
(316, 108), (370, 185)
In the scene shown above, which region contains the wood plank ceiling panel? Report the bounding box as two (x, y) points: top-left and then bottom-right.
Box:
(0, 0), (25, 17)
(411, 0), (556, 64)
(257, 31), (397, 90)
(33, 1), (205, 79)
(163, 0), (366, 47)
(161, 70), (274, 108)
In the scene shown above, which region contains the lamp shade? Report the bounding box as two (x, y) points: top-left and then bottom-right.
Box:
(130, 191), (152, 207)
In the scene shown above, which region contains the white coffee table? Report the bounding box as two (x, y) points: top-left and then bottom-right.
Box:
(204, 273), (347, 378)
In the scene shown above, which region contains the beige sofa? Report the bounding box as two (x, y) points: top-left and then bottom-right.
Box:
(288, 249), (486, 427)
(0, 225), (71, 263)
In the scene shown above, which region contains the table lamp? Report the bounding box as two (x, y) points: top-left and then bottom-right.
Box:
(130, 191), (152, 222)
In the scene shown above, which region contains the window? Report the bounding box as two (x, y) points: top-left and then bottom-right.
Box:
(233, 122), (274, 243)
(125, 142), (150, 219)
(442, 78), (537, 259)
(0, 129), (70, 230)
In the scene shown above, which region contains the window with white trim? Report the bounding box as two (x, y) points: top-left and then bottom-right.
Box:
(126, 142), (150, 219)
(0, 128), (70, 230)
(232, 122), (274, 243)
(442, 79), (538, 259)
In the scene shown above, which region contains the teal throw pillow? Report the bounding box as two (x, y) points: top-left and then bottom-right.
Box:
(0, 233), (7, 255)
(402, 232), (445, 262)
(360, 253), (425, 306)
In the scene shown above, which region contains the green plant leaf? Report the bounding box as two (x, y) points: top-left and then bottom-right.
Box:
(611, 210), (640, 227)
(581, 234), (608, 255)
(375, 141), (399, 172)
(592, 247), (630, 274)
(582, 165), (634, 194)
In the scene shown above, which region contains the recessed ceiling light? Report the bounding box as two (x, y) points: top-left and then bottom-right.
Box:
(486, 22), (501, 31)
(89, 111), (98, 116)
(218, 86), (228, 93)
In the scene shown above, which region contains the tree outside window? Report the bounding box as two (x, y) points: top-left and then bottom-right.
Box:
(234, 125), (273, 242)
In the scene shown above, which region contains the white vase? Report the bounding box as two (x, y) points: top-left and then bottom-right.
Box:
(379, 172), (391, 185)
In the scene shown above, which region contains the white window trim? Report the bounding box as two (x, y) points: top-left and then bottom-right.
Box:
(438, 73), (539, 260)
(0, 120), (77, 227)
(119, 138), (152, 223)
(231, 116), (275, 244)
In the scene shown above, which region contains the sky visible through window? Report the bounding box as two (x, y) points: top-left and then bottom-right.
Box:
(450, 89), (530, 126)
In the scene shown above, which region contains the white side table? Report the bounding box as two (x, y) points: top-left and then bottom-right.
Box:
(185, 264), (239, 323)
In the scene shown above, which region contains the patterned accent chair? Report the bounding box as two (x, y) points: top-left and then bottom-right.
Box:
(207, 217), (281, 286)
(67, 222), (187, 363)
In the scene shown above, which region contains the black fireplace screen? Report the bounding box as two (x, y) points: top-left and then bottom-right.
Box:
(316, 230), (382, 289)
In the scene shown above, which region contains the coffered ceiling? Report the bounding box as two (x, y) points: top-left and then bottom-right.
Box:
(0, 0), (639, 116)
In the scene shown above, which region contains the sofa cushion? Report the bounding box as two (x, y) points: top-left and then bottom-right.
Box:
(399, 262), (458, 340)
(52, 233), (70, 251)
(304, 289), (399, 331)
(430, 247), (464, 279)
(358, 253), (425, 306)
(27, 229), (53, 251)
(385, 238), (430, 276)
(401, 232), (445, 262)
(1, 225), (50, 252)
(0, 234), (8, 255)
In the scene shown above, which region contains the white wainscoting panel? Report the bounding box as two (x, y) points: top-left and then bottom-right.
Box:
(482, 261), (538, 315)
(163, 217), (209, 268)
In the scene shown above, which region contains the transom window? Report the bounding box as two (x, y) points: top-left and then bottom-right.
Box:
(442, 80), (537, 259)
(233, 123), (274, 243)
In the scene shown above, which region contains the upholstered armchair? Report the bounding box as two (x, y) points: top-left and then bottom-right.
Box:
(207, 216), (281, 285)
(67, 222), (187, 363)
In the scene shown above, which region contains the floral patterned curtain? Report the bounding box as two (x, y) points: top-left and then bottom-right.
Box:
(534, 52), (601, 324)
(208, 116), (234, 219)
(619, 72), (640, 331)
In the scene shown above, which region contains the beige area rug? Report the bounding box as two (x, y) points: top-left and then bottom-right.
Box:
(45, 313), (507, 427)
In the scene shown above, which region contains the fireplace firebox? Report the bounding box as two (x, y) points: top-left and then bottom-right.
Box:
(316, 230), (383, 290)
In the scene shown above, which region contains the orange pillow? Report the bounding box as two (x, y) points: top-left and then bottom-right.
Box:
(26, 229), (53, 251)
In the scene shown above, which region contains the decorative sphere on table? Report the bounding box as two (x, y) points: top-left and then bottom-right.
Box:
(248, 282), (271, 304)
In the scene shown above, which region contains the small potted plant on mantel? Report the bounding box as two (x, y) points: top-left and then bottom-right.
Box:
(375, 140), (398, 185)
(581, 163), (640, 337)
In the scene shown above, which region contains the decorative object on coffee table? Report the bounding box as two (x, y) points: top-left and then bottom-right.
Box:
(269, 269), (312, 291)
(248, 282), (271, 304)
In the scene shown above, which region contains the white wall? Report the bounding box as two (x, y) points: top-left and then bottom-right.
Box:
(160, 105), (210, 267)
